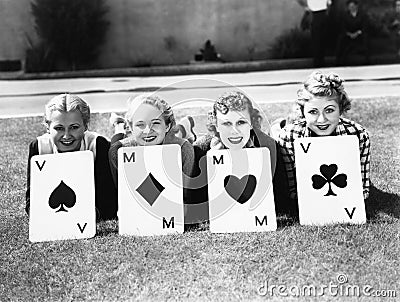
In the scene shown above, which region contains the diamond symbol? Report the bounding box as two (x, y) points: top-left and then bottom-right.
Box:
(136, 173), (165, 206)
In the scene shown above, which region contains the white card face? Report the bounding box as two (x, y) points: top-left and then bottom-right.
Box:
(29, 151), (96, 242)
(207, 148), (277, 233)
(294, 136), (366, 225)
(118, 145), (184, 236)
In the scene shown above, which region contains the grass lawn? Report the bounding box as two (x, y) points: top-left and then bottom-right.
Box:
(0, 97), (399, 301)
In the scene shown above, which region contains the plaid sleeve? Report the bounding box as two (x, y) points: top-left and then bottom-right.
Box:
(278, 126), (298, 200)
(358, 129), (370, 199)
(340, 118), (371, 200)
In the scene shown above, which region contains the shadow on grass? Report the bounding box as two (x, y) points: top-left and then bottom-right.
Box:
(94, 185), (398, 236)
(96, 219), (118, 236)
(365, 185), (400, 222)
(276, 185), (400, 227)
(277, 215), (299, 228)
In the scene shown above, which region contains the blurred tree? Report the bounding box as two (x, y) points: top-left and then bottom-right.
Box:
(30, 0), (109, 71)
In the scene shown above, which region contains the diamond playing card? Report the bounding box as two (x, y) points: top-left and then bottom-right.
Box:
(29, 151), (96, 242)
(207, 148), (277, 233)
(294, 136), (366, 225)
(118, 145), (184, 236)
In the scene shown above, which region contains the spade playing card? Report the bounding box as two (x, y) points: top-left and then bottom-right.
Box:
(29, 151), (96, 242)
(207, 148), (277, 233)
(118, 145), (184, 236)
(294, 136), (366, 225)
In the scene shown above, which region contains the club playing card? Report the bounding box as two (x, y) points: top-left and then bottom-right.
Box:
(207, 148), (277, 233)
(118, 145), (184, 236)
(294, 136), (366, 225)
(29, 151), (96, 242)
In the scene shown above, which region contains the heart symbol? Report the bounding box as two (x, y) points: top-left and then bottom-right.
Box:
(224, 175), (257, 204)
(320, 164), (338, 180)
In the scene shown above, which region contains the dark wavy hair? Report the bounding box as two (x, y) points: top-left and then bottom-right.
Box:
(207, 91), (262, 134)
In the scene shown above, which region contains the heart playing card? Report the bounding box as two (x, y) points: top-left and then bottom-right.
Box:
(294, 136), (366, 225)
(206, 148), (277, 233)
(29, 151), (96, 242)
(118, 145), (184, 236)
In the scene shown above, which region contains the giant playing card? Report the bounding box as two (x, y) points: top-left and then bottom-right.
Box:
(294, 136), (366, 225)
(207, 148), (277, 233)
(29, 151), (96, 242)
(118, 145), (184, 236)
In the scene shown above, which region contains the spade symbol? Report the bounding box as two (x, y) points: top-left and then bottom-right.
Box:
(312, 164), (347, 196)
(49, 181), (76, 212)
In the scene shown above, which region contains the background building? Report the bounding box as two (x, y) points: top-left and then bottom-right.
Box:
(0, 0), (397, 71)
(0, 0), (302, 69)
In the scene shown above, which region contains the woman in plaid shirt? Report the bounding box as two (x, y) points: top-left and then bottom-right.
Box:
(277, 71), (370, 201)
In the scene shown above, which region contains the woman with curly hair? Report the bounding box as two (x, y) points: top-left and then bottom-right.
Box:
(191, 91), (291, 219)
(277, 71), (370, 201)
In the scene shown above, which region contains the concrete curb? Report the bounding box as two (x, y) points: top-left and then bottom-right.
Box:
(0, 58), (314, 80)
(0, 55), (398, 80)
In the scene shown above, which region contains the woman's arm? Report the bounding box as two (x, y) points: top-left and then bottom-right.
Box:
(95, 136), (118, 220)
(108, 141), (123, 188)
(277, 128), (298, 200)
(359, 130), (370, 199)
(26, 140), (39, 215)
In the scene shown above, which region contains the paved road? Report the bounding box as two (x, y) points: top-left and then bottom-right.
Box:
(1, 64), (400, 118)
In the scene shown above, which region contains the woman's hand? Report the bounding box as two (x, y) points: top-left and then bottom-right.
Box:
(210, 137), (225, 150)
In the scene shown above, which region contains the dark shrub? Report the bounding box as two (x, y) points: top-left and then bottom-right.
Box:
(268, 27), (312, 59)
(27, 0), (109, 72)
(25, 35), (56, 73)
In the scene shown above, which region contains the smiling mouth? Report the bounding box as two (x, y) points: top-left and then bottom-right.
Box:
(60, 140), (75, 146)
(316, 125), (330, 130)
(142, 136), (157, 142)
(228, 137), (243, 144)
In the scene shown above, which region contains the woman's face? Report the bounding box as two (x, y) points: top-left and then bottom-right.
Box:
(47, 110), (86, 152)
(303, 96), (341, 136)
(130, 103), (170, 146)
(216, 108), (252, 149)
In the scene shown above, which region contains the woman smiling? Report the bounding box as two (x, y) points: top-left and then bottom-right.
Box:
(277, 71), (370, 201)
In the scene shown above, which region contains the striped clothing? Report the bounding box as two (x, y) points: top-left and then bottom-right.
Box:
(36, 131), (98, 158)
(278, 117), (370, 200)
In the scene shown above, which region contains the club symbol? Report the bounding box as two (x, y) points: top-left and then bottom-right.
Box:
(48, 181), (76, 212)
(312, 164), (347, 196)
(136, 173), (165, 206)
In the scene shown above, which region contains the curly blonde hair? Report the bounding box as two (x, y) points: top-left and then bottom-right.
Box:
(294, 71), (351, 119)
